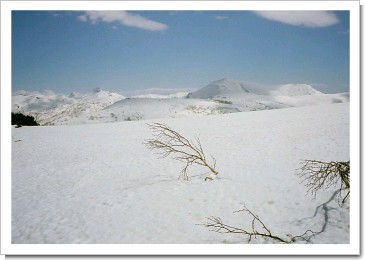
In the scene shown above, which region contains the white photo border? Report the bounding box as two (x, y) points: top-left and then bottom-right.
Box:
(1, 0), (360, 256)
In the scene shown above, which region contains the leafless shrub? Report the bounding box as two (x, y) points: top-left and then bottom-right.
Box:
(298, 160), (350, 204)
(200, 205), (319, 244)
(144, 122), (218, 180)
(200, 160), (350, 243)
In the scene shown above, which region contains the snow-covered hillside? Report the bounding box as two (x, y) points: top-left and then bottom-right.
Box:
(12, 88), (126, 125)
(187, 78), (270, 98)
(12, 103), (349, 244)
(100, 97), (241, 122)
(187, 78), (349, 112)
(12, 78), (349, 125)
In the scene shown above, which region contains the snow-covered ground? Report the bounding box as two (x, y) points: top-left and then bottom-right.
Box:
(12, 78), (349, 126)
(12, 102), (349, 244)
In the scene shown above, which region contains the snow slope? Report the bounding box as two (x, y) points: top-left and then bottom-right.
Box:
(100, 97), (240, 122)
(270, 84), (323, 97)
(12, 103), (349, 244)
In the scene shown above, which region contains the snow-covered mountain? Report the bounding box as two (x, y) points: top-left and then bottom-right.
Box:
(186, 78), (324, 99)
(12, 78), (349, 125)
(187, 78), (348, 111)
(12, 88), (126, 125)
(270, 84), (322, 97)
(187, 78), (269, 98)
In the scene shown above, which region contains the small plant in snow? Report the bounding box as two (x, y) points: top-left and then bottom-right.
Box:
(200, 205), (320, 244)
(200, 160), (350, 244)
(297, 160), (350, 204)
(144, 122), (218, 180)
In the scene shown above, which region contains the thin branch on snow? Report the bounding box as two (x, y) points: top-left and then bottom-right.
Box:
(200, 187), (348, 244)
(144, 122), (218, 180)
(199, 205), (322, 244)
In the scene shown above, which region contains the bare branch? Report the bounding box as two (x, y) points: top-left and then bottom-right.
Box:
(297, 160), (350, 204)
(144, 122), (218, 180)
(200, 160), (350, 244)
(200, 205), (324, 244)
(200, 205), (291, 243)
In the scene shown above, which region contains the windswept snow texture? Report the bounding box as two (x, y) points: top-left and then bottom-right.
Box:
(12, 103), (349, 244)
(12, 78), (349, 125)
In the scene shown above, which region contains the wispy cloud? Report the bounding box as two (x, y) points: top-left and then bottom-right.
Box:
(214, 15), (228, 20)
(252, 11), (339, 28)
(78, 14), (88, 22)
(338, 29), (349, 35)
(168, 11), (179, 16)
(52, 13), (62, 17)
(77, 11), (168, 32)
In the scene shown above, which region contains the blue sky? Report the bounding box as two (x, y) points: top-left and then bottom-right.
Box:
(12, 10), (349, 94)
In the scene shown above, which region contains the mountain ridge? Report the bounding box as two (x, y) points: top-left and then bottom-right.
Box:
(187, 78), (323, 99)
(12, 78), (349, 125)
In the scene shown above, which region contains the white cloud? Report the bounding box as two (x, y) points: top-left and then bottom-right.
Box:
(252, 11), (339, 28)
(77, 11), (168, 31)
(78, 14), (88, 22)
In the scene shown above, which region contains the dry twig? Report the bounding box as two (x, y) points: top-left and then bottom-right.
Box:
(297, 160), (350, 204)
(200, 205), (321, 244)
(144, 122), (218, 180)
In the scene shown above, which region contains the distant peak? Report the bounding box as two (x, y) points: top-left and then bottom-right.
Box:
(213, 77), (232, 83)
(93, 87), (102, 93)
(69, 92), (76, 98)
(272, 84), (322, 96)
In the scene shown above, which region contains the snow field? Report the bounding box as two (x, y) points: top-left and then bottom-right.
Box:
(12, 103), (349, 244)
